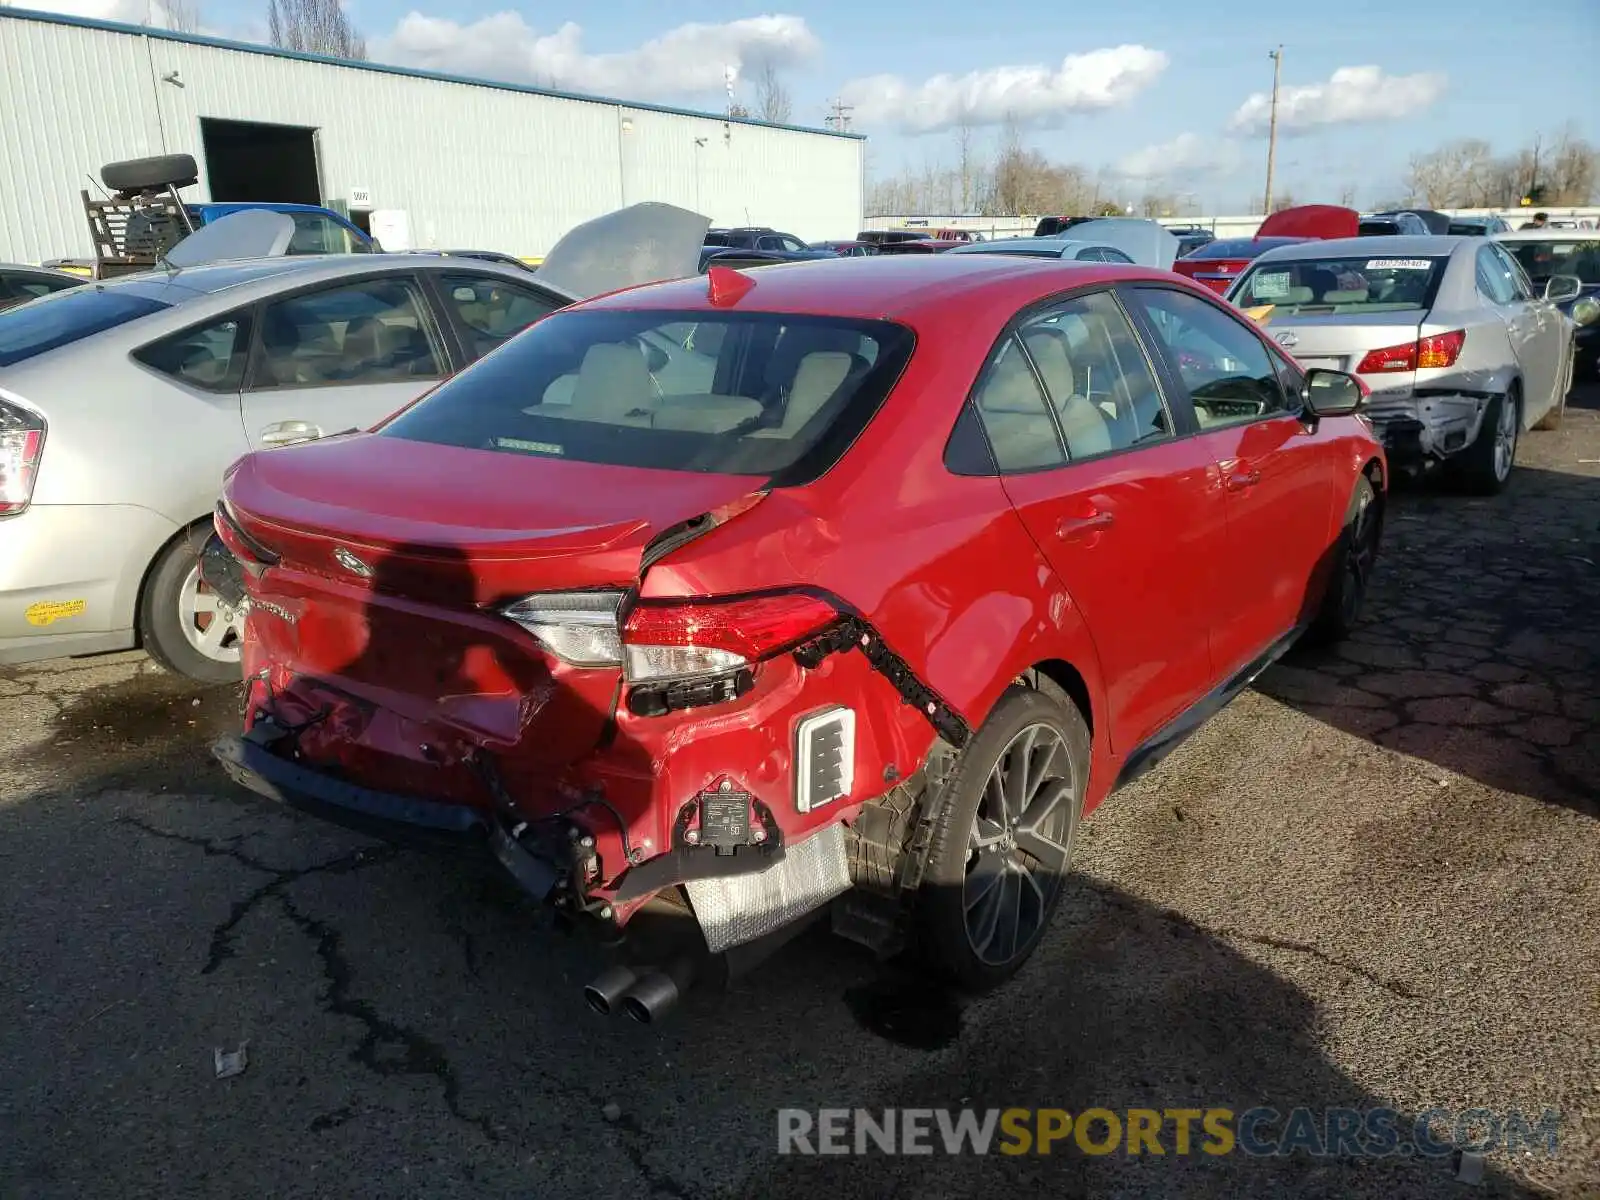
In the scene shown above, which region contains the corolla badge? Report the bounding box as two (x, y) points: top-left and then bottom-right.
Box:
(1275, 331), (1299, 348)
(332, 547), (373, 577)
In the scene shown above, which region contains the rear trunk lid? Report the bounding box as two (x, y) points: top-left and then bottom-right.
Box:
(222, 433), (761, 791)
(1249, 310), (1422, 376)
(1174, 257), (1249, 293)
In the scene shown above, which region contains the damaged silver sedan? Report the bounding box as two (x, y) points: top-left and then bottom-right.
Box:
(1225, 234), (1595, 493)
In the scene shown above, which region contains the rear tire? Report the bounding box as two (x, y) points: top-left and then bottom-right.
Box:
(915, 682), (1089, 992)
(1304, 474), (1380, 646)
(139, 525), (246, 684)
(101, 154), (200, 193)
(1454, 388), (1518, 496)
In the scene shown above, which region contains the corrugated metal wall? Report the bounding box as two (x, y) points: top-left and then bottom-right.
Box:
(0, 11), (865, 264)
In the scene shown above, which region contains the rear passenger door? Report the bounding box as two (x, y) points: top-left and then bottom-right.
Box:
(239, 274), (450, 450)
(1124, 283), (1335, 677)
(967, 288), (1225, 756)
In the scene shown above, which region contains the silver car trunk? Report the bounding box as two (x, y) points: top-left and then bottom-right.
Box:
(1262, 310), (1421, 374)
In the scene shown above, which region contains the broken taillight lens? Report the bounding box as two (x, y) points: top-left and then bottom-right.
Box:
(622, 591), (838, 683)
(0, 400), (46, 518)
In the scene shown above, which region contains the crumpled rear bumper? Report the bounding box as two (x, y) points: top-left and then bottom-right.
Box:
(213, 728), (567, 901)
(1366, 391), (1490, 465)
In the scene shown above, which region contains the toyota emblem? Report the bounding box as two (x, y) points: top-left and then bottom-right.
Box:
(1275, 331), (1299, 348)
(332, 547), (373, 577)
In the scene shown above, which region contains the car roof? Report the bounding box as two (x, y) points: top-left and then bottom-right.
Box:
(576, 253), (1164, 321)
(1250, 234), (1470, 264)
(193, 202), (350, 216)
(948, 237), (1095, 257)
(1493, 229), (1597, 242)
(67, 253), (553, 303)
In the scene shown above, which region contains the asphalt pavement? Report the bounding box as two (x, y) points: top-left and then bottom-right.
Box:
(3, 388), (1598, 1200)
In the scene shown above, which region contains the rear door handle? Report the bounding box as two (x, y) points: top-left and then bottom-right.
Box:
(260, 420), (323, 447)
(1055, 511), (1114, 541)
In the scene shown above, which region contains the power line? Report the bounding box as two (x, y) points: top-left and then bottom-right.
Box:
(825, 97), (853, 132)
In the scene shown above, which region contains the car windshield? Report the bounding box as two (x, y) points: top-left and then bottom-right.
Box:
(1232, 255), (1447, 313)
(1503, 239), (1600, 286)
(379, 308), (916, 479)
(0, 287), (170, 367)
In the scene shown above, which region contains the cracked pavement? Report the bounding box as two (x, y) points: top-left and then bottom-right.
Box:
(2, 388), (1598, 1200)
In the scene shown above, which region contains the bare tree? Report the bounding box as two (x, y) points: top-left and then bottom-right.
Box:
(1542, 126), (1598, 205)
(163, 0), (201, 32)
(955, 118), (977, 213)
(266, 0), (367, 59)
(753, 62), (792, 125)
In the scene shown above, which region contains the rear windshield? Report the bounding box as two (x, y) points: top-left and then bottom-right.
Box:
(1231, 255), (1447, 313)
(1503, 239), (1600, 286)
(379, 308), (916, 481)
(1184, 238), (1286, 260)
(0, 288), (170, 367)
(1357, 220), (1401, 236)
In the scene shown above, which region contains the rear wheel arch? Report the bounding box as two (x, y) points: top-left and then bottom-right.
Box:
(133, 514), (215, 649)
(1021, 659), (1093, 737)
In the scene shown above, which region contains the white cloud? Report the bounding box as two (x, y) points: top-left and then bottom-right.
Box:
(1229, 65), (1447, 136)
(370, 11), (820, 101)
(840, 45), (1169, 135)
(1113, 132), (1244, 182)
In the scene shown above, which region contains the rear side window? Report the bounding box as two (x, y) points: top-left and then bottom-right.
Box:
(134, 313), (252, 391)
(0, 288), (169, 367)
(1231, 255), (1446, 313)
(254, 278), (444, 389)
(379, 308), (915, 480)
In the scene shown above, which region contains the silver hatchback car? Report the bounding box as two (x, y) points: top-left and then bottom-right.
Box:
(0, 204), (707, 680)
(1224, 235), (1592, 493)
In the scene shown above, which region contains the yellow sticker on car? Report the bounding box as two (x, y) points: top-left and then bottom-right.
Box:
(25, 599), (87, 627)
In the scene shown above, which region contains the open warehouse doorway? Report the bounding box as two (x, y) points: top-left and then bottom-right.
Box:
(200, 118), (322, 204)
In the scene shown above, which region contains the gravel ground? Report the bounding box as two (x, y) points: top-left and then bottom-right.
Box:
(2, 388), (1597, 1200)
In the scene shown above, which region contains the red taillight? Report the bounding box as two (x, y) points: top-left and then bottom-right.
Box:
(1356, 330), (1464, 375)
(1417, 329), (1465, 370)
(1355, 342), (1416, 374)
(622, 591), (839, 685)
(0, 401), (46, 517)
(624, 591), (838, 664)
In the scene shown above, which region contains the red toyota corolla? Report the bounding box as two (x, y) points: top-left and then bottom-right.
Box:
(205, 254), (1386, 1022)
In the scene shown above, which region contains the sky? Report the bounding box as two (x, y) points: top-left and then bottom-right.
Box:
(18, 0), (1600, 213)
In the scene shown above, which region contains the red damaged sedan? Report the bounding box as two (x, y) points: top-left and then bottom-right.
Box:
(206, 254), (1386, 1022)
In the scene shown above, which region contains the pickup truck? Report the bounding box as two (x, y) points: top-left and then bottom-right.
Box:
(47, 153), (377, 278)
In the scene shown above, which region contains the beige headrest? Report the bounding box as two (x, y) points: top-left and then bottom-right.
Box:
(572, 343), (654, 423)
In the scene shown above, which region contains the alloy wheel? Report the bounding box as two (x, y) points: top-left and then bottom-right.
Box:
(178, 564), (245, 663)
(1341, 488), (1378, 625)
(963, 722), (1078, 965)
(1493, 396), (1517, 482)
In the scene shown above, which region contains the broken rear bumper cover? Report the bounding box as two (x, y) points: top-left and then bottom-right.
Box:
(1366, 390), (1491, 465)
(211, 724), (851, 950)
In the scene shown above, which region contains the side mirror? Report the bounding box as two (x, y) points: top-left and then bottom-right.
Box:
(1544, 274), (1583, 303)
(1302, 368), (1366, 418)
(1572, 296), (1600, 327)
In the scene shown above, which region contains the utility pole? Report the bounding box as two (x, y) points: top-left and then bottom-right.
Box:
(825, 97), (853, 133)
(1263, 45), (1283, 215)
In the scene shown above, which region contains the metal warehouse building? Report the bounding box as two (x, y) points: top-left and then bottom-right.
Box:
(0, 8), (865, 265)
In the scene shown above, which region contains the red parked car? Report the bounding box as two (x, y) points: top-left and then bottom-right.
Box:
(206, 254), (1386, 1022)
(1174, 205), (1360, 296)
